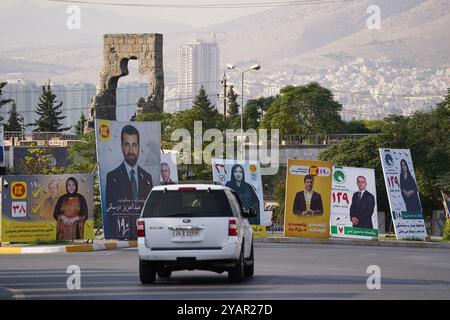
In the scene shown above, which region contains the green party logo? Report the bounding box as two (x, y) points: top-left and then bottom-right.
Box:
(384, 152), (394, 167)
(333, 167), (346, 183)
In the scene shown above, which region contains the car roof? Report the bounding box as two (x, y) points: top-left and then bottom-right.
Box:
(152, 184), (230, 191)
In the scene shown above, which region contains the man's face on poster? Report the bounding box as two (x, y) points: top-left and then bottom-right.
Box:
(357, 176), (367, 191)
(122, 133), (140, 166)
(305, 178), (314, 192)
(161, 164), (171, 182)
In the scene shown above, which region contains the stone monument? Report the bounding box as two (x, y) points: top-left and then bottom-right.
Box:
(87, 33), (164, 129)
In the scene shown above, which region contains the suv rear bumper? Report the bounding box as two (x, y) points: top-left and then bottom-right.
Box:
(138, 237), (241, 261)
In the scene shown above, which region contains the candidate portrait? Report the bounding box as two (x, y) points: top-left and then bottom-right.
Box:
(293, 174), (323, 216)
(105, 124), (153, 207)
(350, 175), (376, 229)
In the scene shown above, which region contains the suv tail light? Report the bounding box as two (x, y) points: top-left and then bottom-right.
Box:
(137, 220), (145, 237)
(229, 219), (238, 236)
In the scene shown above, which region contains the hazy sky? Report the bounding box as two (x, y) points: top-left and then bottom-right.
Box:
(0, 0), (272, 27)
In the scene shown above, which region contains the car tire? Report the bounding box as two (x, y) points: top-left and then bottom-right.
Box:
(228, 244), (245, 283)
(244, 242), (254, 278)
(139, 259), (156, 284)
(157, 270), (172, 279)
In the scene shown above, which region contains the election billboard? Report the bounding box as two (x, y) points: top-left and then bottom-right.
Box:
(379, 148), (427, 240)
(284, 159), (332, 238)
(0, 174), (94, 242)
(160, 151), (178, 185)
(212, 159), (266, 235)
(330, 166), (378, 239)
(95, 120), (160, 240)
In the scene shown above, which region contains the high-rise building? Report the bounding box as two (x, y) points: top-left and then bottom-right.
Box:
(2, 80), (97, 132)
(178, 40), (220, 111)
(63, 83), (96, 130)
(2, 79), (39, 127)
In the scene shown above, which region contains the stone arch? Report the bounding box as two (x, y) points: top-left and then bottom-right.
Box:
(87, 33), (164, 127)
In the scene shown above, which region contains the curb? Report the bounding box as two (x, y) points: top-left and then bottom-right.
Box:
(0, 241), (137, 254)
(254, 236), (450, 249)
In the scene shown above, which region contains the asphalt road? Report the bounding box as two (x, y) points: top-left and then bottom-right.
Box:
(0, 243), (449, 300)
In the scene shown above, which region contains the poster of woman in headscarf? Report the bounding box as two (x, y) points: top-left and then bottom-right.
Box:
(212, 159), (264, 226)
(379, 148), (427, 240)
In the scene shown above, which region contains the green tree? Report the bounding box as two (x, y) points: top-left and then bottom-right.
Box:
(74, 113), (87, 135)
(4, 102), (23, 132)
(192, 86), (215, 112)
(260, 82), (344, 135)
(244, 96), (276, 130)
(30, 81), (69, 132)
(0, 82), (13, 122)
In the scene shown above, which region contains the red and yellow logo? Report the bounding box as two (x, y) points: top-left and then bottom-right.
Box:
(249, 164), (257, 173)
(308, 165), (319, 176)
(11, 181), (27, 199)
(98, 120), (110, 142)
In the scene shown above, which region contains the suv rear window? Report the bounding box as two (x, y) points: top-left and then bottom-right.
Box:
(142, 190), (233, 218)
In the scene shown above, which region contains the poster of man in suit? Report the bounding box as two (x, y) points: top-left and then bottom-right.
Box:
(284, 159), (332, 239)
(96, 120), (160, 240)
(330, 166), (379, 240)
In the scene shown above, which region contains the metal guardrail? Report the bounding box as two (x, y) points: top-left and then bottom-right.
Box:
(4, 131), (80, 141)
(281, 133), (377, 145)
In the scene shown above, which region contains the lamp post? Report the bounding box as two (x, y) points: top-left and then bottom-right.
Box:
(226, 63), (261, 160)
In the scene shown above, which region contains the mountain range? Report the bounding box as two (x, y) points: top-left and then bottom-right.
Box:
(1, 0), (449, 85)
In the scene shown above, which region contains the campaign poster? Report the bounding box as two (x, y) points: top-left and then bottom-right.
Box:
(330, 166), (378, 239)
(160, 151), (178, 185)
(441, 191), (450, 219)
(0, 174), (94, 242)
(284, 159), (332, 238)
(96, 120), (160, 240)
(0, 125), (4, 167)
(211, 159), (266, 236)
(379, 149), (427, 240)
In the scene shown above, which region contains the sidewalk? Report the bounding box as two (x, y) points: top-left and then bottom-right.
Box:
(0, 240), (137, 254)
(257, 232), (450, 249)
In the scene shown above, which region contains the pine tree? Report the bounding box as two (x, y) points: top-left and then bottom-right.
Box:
(227, 85), (240, 115)
(0, 82), (13, 122)
(5, 102), (23, 132)
(74, 112), (87, 135)
(30, 81), (70, 132)
(192, 86), (214, 111)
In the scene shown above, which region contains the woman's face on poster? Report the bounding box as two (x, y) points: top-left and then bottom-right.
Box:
(67, 180), (76, 194)
(233, 167), (243, 182)
(401, 160), (407, 174)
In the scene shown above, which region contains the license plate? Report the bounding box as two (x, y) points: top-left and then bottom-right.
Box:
(172, 229), (200, 238)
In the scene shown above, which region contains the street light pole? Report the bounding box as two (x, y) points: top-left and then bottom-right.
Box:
(226, 63), (261, 160)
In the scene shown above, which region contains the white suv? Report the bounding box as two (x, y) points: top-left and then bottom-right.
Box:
(137, 184), (255, 284)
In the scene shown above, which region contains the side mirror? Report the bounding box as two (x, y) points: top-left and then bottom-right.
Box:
(243, 208), (257, 217)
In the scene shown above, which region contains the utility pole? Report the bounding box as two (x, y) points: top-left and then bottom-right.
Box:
(221, 72), (227, 122)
